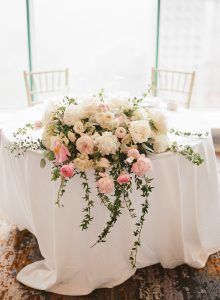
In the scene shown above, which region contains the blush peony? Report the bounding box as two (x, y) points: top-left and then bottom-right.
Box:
(132, 156), (152, 177)
(117, 173), (131, 185)
(127, 148), (140, 159)
(115, 127), (127, 139)
(97, 173), (114, 194)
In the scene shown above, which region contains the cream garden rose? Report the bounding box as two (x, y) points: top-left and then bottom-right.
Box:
(74, 121), (85, 135)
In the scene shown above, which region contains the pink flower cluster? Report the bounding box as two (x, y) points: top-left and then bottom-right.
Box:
(96, 150), (152, 194)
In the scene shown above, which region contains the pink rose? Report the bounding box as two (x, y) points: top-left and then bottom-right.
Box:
(132, 156), (152, 177)
(117, 173), (131, 185)
(115, 127), (127, 139)
(34, 121), (42, 129)
(53, 141), (71, 163)
(127, 148), (140, 159)
(60, 164), (74, 178)
(76, 135), (94, 154)
(97, 173), (114, 194)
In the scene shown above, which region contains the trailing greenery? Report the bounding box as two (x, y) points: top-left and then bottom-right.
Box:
(169, 128), (209, 139)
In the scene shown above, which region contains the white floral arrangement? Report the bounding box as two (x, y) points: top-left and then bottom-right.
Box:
(9, 92), (206, 267)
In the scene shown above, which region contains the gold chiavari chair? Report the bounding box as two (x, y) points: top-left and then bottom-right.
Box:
(23, 68), (69, 106)
(151, 68), (195, 108)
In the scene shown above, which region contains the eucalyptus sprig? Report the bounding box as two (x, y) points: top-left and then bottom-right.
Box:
(7, 123), (42, 157)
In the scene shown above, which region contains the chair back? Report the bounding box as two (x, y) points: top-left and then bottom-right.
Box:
(23, 68), (69, 106)
(151, 68), (195, 108)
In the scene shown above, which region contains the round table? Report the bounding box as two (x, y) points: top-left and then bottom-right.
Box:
(0, 105), (220, 295)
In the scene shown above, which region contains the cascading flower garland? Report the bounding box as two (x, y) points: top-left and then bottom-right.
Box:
(8, 93), (207, 267)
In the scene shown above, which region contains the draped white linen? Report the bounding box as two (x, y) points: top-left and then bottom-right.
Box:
(0, 106), (220, 295)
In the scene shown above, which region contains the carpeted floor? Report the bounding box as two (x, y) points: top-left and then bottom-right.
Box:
(0, 157), (220, 299)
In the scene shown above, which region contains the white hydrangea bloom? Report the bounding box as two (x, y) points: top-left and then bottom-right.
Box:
(129, 120), (151, 144)
(148, 109), (168, 134)
(153, 134), (170, 153)
(95, 132), (120, 155)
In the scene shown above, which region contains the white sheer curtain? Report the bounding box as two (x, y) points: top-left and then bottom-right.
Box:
(32, 0), (157, 98)
(158, 0), (220, 109)
(0, 1), (27, 111)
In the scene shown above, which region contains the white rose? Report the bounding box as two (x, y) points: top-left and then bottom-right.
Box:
(63, 105), (83, 126)
(95, 132), (120, 155)
(95, 112), (114, 124)
(81, 99), (100, 118)
(74, 121), (85, 134)
(42, 101), (59, 125)
(107, 97), (133, 111)
(132, 108), (148, 120)
(153, 134), (170, 153)
(148, 109), (168, 134)
(95, 112), (117, 130)
(129, 120), (151, 144)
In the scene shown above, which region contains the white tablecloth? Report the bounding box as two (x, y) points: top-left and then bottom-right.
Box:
(0, 106), (220, 296)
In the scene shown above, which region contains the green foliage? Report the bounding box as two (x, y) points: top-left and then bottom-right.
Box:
(169, 128), (209, 139)
(170, 142), (204, 165)
(40, 158), (46, 168)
